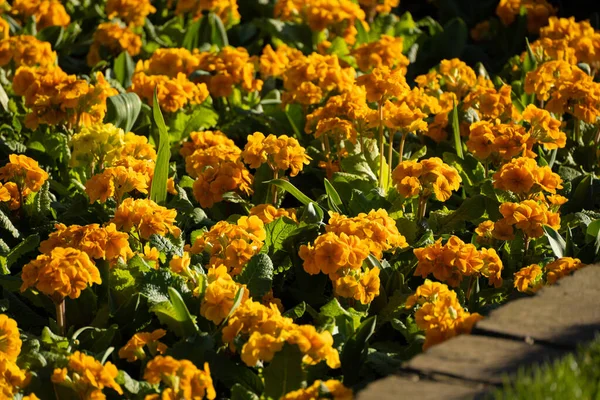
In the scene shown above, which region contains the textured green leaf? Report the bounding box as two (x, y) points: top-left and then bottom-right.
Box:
(264, 218), (297, 253)
(263, 343), (305, 399)
(341, 316), (377, 385)
(236, 254), (273, 299)
(114, 51), (135, 88)
(0, 210), (19, 238)
(104, 92), (141, 133)
(544, 226), (566, 259)
(5, 234), (39, 272)
(324, 178), (344, 213)
(150, 88), (170, 205)
(231, 384), (259, 400)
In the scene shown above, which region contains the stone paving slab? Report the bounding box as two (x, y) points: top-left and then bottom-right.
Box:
(356, 374), (485, 400)
(475, 265), (600, 348)
(404, 335), (565, 385)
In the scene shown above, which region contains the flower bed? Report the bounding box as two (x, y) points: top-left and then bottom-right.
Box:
(0, 0), (599, 399)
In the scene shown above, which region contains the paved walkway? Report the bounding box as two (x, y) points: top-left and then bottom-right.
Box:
(358, 265), (600, 400)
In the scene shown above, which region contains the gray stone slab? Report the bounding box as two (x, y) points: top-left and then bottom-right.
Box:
(357, 374), (485, 400)
(404, 335), (565, 384)
(475, 265), (600, 347)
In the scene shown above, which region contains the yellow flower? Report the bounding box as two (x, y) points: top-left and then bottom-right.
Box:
(0, 154), (48, 197)
(281, 379), (352, 400)
(242, 132), (311, 176)
(0, 315), (21, 362)
(20, 247), (101, 302)
(40, 223), (132, 264)
(52, 351), (123, 398)
(392, 157), (461, 202)
(0, 35), (56, 68)
(0, 356), (28, 399)
(85, 166), (148, 204)
(87, 22), (142, 66)
(200, 266), (248, 324)
(356, 65), (409, 103)
(143, 356), (216, 400)
(241, 332), (284, 367)
(111, 198), (181, 240)
(496, 0), (556, 34)
(11, 0), (70, 30)
(259, 44), (303, 79)
(352, 35), (408, 73)
(118, 329), (168, 362)
(174, 0), (241, 27)
(249, 204), (297, 224)
(514, 264), (544, 293)
(545, 257), (585, 285)
(106, 0), (156, 27)
(493, 157), (563, 196)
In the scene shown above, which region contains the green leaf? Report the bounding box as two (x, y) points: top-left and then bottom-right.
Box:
(205, 350), (264, 393)
(265, 179), (324, 221)
(5, 234), (39, 272)
(114, 51), (135, 89)
(236, 254), (274, 299)
(264, 218), (297, 253)
(180, 105), (219, 141)
(544, 226), (566, 259)
(0, 83), (8, 112)
(282, 302), (306, 320)
(104, 92), (142, 133)
(263, 343), (305, 399)
(150, 88), (170, 205)
(324, 178), (344, 213)
(222, 286), (245, 326)
(438, 195), (486, 232)
(0, 210), (19, 238)
(341, 316), (377, 385)
(355, 19), (369, 44)
(117, 370), (154, 395)
(209, 12), (229, 48)
(231, 384), (259, 400)
(450, 101), (464, 159)
(150, 287), (198, 338)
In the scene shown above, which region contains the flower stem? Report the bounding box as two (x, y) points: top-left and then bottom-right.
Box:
(56, 299), (66, 337)
(417, 195), (428, 222)
(378, 102), (385, 189)
(398, 131), (407, 164)
(387, 131), (394, 184)
(271, 168), (279, 206)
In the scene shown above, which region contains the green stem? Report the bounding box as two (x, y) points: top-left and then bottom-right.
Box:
(398, 131), (407, 164)
(378, 102), (385, 189)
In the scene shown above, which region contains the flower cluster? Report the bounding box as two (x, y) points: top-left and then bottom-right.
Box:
(87, 22), (142, 66)
(20, 247), (102, 302)
(414, 236), (504, 287)
(13, 67), (117, 129)
(281, 380), (352, 400)
(106, 0), (156, 27)
(392, 157), (461, 202)
(143, 356), (216, 400)
(356, 65), (409, 103)
(525, 61), (600, 123)
(493, 156), (563, 197)
(300, 210), (406, 304)
(463, 84), (518, 121)
(222, 297), (341, 368)
(173, 0), (240, 26)
(358, 0), (399, 15)
(406, 280), (483, 349)
(249, 204), (297, 224)
(496, 0), (556, 33)
(282, 53), (356, 105)
(39, 223), (132, 264)
(200, 265), (248, 324)
(85, 165), (149, 204)
(118, 329), (168, 362)
(0, 35), (56, 68)
(259, 44), (304, 79)
(0, 154), (48, 198)
(189, 216), (265, 275)
(52, 351), (123, 399)
(274, 0), (367, 44)
(0, 182), (19, 210)
(351, 35), (409, 73)
(112, 198), (181, 240)
(242, 132), (311, 177)
(182, 130), (254, 208)
(11, 0), (70, 30)
(495, 199), (561, 239)
(539, 17), (600, 67)
(195, 46), (263, 97)
(514, 257), (585, 293)
(0, 315), (27, 399)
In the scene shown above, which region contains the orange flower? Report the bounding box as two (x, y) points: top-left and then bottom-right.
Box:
(21, 247), (101, 302)
(118, 329), (168, 362)
(514, 264), (544, 293)
(0, 154), (49, 196)
(106, 0), (156, 27)
(111, 198), (181, 240)
(11, 0), (70, 30)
